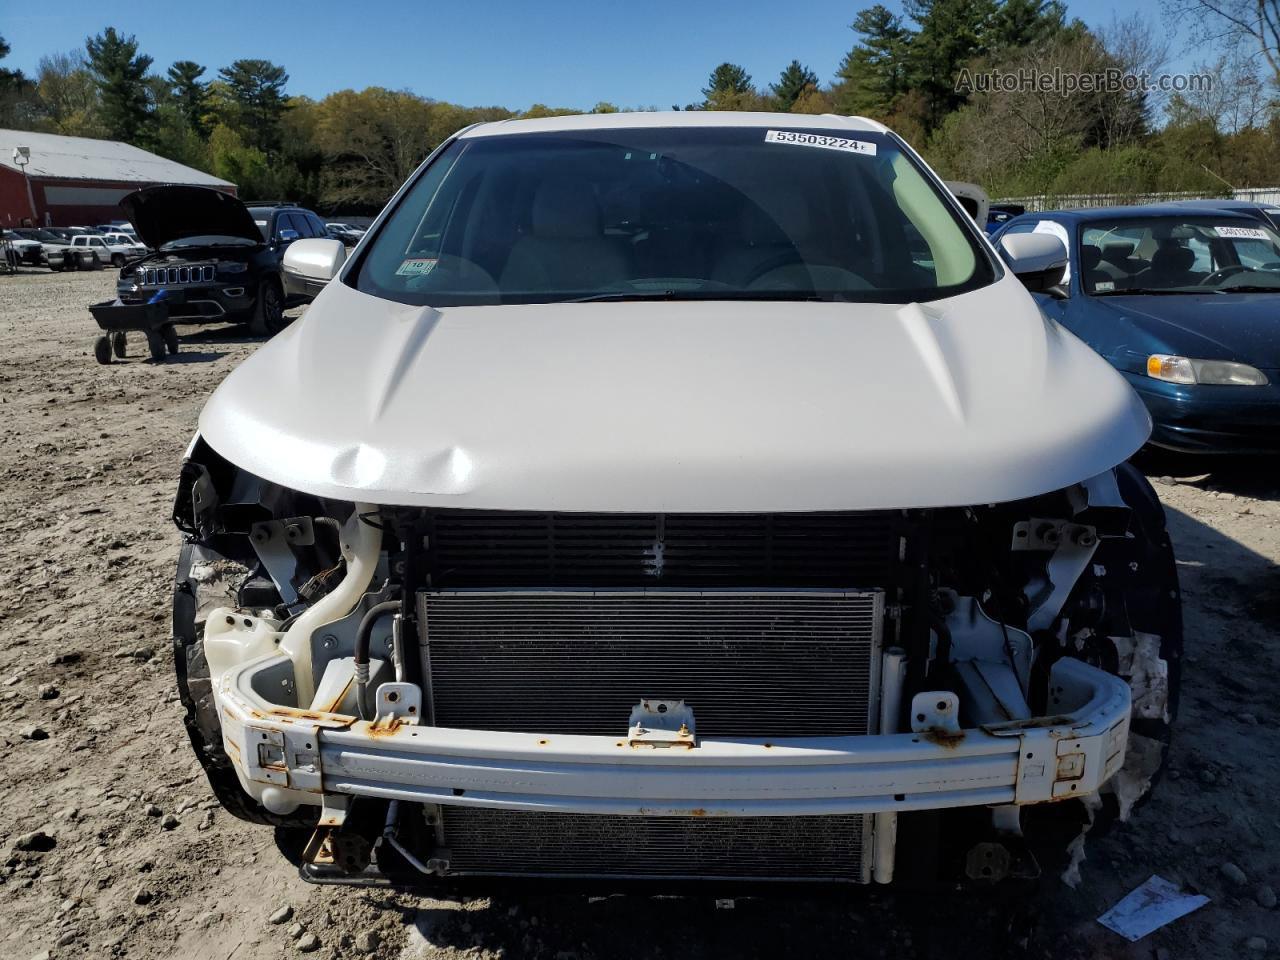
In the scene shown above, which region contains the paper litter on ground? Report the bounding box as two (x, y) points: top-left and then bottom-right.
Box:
(1098, 875), (1210, 942)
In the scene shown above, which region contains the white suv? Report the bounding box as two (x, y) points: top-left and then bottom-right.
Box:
(171, 112), (1177, 891)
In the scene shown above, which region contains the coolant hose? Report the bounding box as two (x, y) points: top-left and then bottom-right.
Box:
(354, 600), (401, 721)
(279, 503), (381, 707)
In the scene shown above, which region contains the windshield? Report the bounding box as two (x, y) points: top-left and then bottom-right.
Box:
(353, 126), (994, 306)
(1081, 217), (1280, 295)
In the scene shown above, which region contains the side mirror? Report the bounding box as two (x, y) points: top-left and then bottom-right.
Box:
(277, 228), (300, 244)
(1000, 232), (1068, 293)
(282, 237), (346, 283)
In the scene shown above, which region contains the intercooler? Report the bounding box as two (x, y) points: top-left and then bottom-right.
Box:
(417, 590), (884, 738)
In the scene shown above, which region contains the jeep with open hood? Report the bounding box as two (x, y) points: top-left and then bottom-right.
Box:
(116, 186), (321, 336)
(171, 112), (1178, 891)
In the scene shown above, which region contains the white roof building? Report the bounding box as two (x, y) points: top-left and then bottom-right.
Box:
(0, 128), (234, 227)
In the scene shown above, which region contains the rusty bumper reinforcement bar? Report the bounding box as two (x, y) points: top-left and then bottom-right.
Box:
(216, 656), (1131, 817)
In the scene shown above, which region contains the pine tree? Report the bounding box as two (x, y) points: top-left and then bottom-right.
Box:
(702, 63), (752, 100)
(218, 59), (289, 155)
(84, 28), (153, 143)
(771, 60), (820, 111)
(903, 0), (998, 131)
(835, 6), (913, 117)
(167, 60), (210, 138)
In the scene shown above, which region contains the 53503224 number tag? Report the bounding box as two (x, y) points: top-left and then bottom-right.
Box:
(763, 130), (877, 157)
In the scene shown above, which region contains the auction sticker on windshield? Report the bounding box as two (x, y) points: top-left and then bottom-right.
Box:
(764, 130), (877, 157)
(1215, 226), (1270, 241)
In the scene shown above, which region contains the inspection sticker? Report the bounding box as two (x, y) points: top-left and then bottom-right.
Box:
(396, 257), (438, 277)
(764, 130), (877, 156)
(1215, 226), (1269, 240)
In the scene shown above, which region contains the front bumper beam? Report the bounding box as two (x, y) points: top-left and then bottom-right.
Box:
(215, 656), (1130, 819)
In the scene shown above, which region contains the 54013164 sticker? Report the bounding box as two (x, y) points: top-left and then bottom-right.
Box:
(763, 130), (877, 156)
(396, 258), (439, 277)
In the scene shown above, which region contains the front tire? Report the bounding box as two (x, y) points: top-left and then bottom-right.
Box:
(111, 253), (125, 267)
(247, 279), (285, 337)
(162, 324), (180, 355)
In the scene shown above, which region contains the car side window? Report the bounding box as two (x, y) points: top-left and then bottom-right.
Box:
(273, 214), (291, 241)
(306, 214), (327, 238)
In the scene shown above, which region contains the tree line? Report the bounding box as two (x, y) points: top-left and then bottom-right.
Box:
(0, 1), (1277, 211)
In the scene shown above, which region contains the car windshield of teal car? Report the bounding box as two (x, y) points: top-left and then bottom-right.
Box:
(1081, 217), (1280, 295)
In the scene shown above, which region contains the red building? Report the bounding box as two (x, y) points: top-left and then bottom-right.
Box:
(0, 128), (235, 228)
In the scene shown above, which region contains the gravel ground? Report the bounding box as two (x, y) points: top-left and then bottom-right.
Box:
(0, 267), (1277, 959)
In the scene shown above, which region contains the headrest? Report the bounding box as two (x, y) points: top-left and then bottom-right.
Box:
(1080, 244), (1103, 271)
(531, 177), (601, 240)
(1152, 245), (1195, 273)
(1101, 242), (1135, 265)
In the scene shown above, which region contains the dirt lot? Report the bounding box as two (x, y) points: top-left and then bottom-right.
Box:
(0, 268), (1277, 960)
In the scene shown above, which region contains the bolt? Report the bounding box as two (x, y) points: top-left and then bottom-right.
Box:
(1073, 529), (1096, 547)
(322, 635), (337, 650)
(384, 637), (393, 652)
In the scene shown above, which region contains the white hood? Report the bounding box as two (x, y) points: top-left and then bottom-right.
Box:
(198, 274), (1150, 512)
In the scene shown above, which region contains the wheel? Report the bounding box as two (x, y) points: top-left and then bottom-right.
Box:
(146, 331), (166, 361)
(49, 262), (63, 272)
(111, 331), (127, 358)
(247, 279), (285, 337)
(93, 335), (112, 365)
(89, 253), (102, 270)
(63, 253), (77, 272)
(111, 253), (125, 267)
(162, 324), (180, 355)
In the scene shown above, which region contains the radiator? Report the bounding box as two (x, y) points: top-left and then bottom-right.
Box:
(417, 589), (884, 738)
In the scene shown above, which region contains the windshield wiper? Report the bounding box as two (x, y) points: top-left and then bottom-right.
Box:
(1213, 285), (1280, 294)
(1092, 287), (1203, 296)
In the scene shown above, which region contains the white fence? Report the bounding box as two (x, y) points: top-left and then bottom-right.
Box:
(992, 187), (1280, 212)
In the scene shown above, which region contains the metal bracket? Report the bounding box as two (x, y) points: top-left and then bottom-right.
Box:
(319, 793), (351, 829)
(375, 682), (422, 725)
(628, 699), (696, 749)
(248, 518), (316, 607)
(1011, 518), (1096, 552)
(1013, 520), (1100, 632)
(909, 692), (961, 737)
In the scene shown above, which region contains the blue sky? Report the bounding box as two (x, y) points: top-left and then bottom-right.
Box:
(5, 0), (1188, 112)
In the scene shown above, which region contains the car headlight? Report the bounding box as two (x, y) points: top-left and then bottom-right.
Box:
(1147, 354), (1269, 386)
(219, 261), (248, 274)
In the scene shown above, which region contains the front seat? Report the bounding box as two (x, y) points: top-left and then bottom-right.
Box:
(1147, 244), (1196, 288)
(1079, 244), (1111, 291)
(712, 193), (811, 289)
(499, 178), (629, 294)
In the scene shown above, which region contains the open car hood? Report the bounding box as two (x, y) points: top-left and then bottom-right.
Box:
(198, 273), (1152, 513)
(119, 185), (261, 250)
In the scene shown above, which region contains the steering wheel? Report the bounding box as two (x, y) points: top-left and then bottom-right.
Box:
(1199, 264), (1251, 286)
